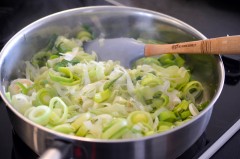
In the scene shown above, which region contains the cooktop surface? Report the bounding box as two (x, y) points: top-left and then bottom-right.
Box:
(1, 0), (240, 159)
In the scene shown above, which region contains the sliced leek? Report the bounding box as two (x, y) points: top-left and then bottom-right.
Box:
(6, 32), (208, 139)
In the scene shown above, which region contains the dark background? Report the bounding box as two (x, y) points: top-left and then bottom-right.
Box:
(1, 0), (240, 159)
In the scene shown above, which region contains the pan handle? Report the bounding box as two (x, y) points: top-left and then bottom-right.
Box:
(39, 148), (62, 159)
(39, 140), (73, 159)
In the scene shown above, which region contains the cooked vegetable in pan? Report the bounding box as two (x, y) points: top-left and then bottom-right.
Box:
(6, 27), (208, 139)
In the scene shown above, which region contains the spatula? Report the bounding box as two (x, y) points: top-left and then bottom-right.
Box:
(84, 35), (240, 68)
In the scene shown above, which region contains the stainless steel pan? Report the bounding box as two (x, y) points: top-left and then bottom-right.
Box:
(0, 6), (224, 159)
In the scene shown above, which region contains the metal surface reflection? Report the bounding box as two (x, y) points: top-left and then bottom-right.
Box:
(222, 56), (240, 85)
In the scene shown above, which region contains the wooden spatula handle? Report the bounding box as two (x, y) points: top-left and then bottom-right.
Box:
(145, 35), (240, 56)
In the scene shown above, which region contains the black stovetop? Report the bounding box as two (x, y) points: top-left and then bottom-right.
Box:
(1, 0), (240, 159)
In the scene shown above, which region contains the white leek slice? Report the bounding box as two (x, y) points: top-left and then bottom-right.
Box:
(11, 93), (32, 114)
(189, 103), (200, 116)
(28, 105), (51, 125)
(49, 97), (68, 125)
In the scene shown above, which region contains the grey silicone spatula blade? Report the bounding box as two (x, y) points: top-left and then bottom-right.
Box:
(84, 38), (145, 68)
